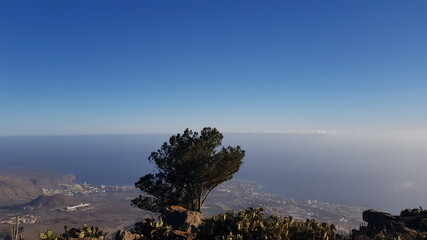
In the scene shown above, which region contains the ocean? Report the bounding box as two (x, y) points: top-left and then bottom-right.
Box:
(1, 132), (426, 214)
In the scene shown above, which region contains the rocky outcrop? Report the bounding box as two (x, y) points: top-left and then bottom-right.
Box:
(363, 209), (406, 232)
(116, 206), (203, 240)
(69, 238), (105, 240)
(114, 230), (143, 240)
(353, 209), (417, 237)
(162, 205), (204, 233)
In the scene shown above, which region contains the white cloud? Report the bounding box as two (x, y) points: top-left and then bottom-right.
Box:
(262, 130), (356, 135)
(398, 181), (414, 189)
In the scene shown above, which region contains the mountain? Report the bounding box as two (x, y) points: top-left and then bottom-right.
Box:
(0, 175), (42, 205)
(0, 169), (75, 205)
(24, 194), (78, 209)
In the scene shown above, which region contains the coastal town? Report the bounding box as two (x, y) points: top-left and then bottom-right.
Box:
(0, 215), (38, 225)
(0, 178), (364, 239)
(205, 180), (364, 232)
(41, 183), (134, 197)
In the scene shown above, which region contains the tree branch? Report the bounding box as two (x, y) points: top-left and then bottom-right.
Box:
(201, 183), (221, 206)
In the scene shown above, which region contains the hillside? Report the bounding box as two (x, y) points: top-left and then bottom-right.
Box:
(24, 194), (79, 209)
(0, 175), (42, 205)
(0, 169), (75, 205)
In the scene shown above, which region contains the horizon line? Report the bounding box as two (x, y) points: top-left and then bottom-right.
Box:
(0, 129), (358, 137)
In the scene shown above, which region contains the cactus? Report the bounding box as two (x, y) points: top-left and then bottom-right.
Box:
(198, 207), (342, 240)
(131, 217), (173, 239)
(39, 229), (61, 240)
(39, 225), (106, 240)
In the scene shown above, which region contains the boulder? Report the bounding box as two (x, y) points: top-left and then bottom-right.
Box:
(162, 206), (204, 233)
(361, 209), (412, 234)
(363, 209), (399, 222)
(69, 238), (105, 240)
(170, 230), (195, 240)
(114, 230), (143, 240)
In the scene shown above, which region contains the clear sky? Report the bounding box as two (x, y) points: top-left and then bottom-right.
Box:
(1, 0), (426, 136)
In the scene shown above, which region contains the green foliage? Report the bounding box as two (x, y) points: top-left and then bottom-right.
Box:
(132, 217), (173, 239)
(39, 225), (106, 240)
(132, 127), (245, 212)
(66, 224), (106, 239)
(400, 207), (427, 217)
(400, 207), (427, 232)
(39, 230), (62, 240)
(198, 207), (342, 240)
(130, 208), (341, 240)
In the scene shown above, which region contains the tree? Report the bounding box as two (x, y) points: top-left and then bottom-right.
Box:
(132, 127), (245, 212)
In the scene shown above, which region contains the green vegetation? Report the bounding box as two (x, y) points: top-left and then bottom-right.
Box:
(401, 207), (427, 217)
(38, 230), (62, 240)
(31, 207), (427, 240)
(132, 127), (245, 212)
(400, 207), (427, 233)
(129, 208), (342, 240)
(198, 207), (342, 240)
(132, 217), (172, 240)
(39, 225), (106, 240)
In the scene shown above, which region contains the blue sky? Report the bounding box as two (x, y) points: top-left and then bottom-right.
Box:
(1, 0), (426, 135)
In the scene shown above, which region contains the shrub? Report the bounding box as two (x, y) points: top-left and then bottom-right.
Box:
(131, 217), (173, 239)
(39, 225), (106, 240)
(400, 207), (427, 217)
(198, 207), (342, 240)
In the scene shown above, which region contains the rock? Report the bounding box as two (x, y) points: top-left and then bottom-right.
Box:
(69, 238), (105, 240)
(363, 209), (399, 222)
(162, 206), (204, 233)
(170, 230), (195, 240)
(117, 206), (202, 240)
(361, 209), (411, 234)
(114, 230), (143, 240)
